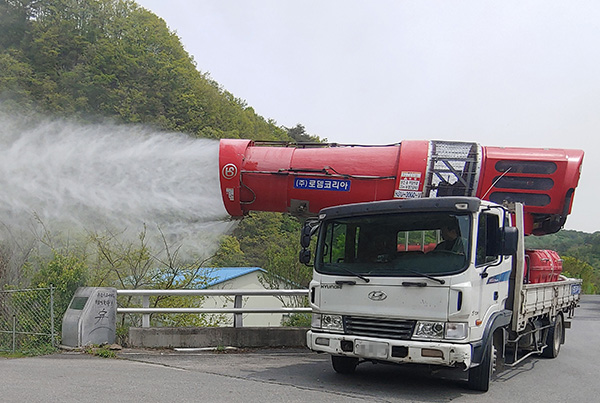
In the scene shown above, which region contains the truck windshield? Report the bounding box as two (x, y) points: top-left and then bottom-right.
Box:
(315, 212), (471, 277)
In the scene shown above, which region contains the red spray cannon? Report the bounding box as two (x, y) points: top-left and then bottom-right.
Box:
(219, 139), (583, 235)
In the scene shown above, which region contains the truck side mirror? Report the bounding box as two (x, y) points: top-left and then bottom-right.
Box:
(299, 248), (311, 265)
(502, 227), (519, 255)
(300, 221), (318, 265)
(300, 222), (314, 248)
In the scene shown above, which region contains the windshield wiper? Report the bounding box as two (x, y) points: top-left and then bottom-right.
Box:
(401, 269), (445, 285)
(336, 266), (370, 283)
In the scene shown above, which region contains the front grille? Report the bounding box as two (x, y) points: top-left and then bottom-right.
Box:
(344, 316), (416, 340)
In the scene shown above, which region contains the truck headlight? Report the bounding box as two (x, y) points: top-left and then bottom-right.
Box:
(413, 321), (445, 339)
(312, 313), (344, 332)
(412, 321), (468, 340)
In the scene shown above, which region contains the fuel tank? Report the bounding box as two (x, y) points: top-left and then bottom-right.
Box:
(219, 139), (583, 235)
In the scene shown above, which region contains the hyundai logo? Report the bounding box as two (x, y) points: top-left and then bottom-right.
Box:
(368, 291), (388, 301)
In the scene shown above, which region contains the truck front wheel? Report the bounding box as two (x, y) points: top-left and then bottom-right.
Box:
(331, 355), (359, 374)
(467, 337), (497, 392)
(542, 314), (563, 358)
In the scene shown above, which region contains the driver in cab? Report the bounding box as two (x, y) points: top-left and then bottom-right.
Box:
(434, 222), (464, 254)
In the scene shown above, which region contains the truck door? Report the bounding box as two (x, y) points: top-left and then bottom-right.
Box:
(475, 212), (511, 323)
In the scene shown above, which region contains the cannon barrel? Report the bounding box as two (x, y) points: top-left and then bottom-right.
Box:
(219, 139), (583, 235)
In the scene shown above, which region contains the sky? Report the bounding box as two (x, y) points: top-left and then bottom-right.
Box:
(136, 0), (600, 233)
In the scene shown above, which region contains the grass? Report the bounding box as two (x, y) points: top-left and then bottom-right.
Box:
(84, 345), (118, 358)
(0, 351), (28, 358)
(0, 345), (58, 358)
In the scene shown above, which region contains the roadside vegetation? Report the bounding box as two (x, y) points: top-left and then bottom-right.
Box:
(0, 0), (318, 350)
(525, 231), (600, 294)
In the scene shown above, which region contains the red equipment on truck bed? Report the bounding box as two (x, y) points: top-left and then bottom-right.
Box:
(525, 249), (563, 283)
(219, 139), (583, 235)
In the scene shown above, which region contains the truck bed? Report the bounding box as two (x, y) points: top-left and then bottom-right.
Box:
(515, 276), (582, 331)
(511, 203), (582, 332)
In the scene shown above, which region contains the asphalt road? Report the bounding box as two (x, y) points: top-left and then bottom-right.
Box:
(2, 295), (599, 402)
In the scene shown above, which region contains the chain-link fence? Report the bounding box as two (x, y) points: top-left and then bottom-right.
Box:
(0, 287), (57, 354)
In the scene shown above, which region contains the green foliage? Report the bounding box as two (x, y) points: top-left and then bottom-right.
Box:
(562, 256), (598, 294)
(211, 212), (312, 311)
(146, 266), (227, 328)
(0, 0), (290, 141)
(282, 313), (311, 327)
(0, 0), (323, 329)
(0, 343), (56, 357)
(525, 230), (600, 294)
(88, 228), (225, 328)
(0, 0), (326, 314)
(84, 344), (117, 358)
(0, 51), (34, 106)
(229, 213), (300, 268)
(225, 212), (312, 289)
(150, 294), (227, 328)
(211, 236), (248, 267)
(10, 223), (224, 330)
(18, 343), (58, 356)
(17, 247), (87, 348)
(87, 228), (154, 290)
(525, 230), (600, 266)
(0, 287), (58, 355)
(0, 351), (27, 358)
(30, 251), (88, 318)
(115, 325), (129, 346)
(285, 123), (326, 143)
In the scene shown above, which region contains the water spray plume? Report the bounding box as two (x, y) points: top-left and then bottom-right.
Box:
(0, 107), (234, 260)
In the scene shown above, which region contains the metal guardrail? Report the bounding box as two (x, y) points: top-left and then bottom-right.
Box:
(116, 289), (311, 328)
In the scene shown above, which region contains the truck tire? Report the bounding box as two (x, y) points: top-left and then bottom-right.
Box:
(467, 337), (497, 392)
(542, 314), (563, 358)
(331, 355), (359, 374)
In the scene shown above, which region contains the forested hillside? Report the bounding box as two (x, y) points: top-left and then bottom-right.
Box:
(525, 230), (600, 293)
(0, 0), (287, 140)
(525, 230), (600, 267)
(0, 0), (316, 327)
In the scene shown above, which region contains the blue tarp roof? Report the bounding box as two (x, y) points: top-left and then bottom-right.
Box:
(205, 267), (265, 287)
(123, 267), (266, 289)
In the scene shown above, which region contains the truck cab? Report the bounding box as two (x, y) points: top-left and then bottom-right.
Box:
(305, 196), (522, 388)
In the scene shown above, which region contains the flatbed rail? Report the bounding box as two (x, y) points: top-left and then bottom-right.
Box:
(520, 277), (582, 320)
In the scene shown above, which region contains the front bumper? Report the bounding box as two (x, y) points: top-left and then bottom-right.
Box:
(307, 330), (472, 369)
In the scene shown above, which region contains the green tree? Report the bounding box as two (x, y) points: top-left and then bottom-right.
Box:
(0, 0), (327, 311)
(211, 236), (248, 267)
(30, 250), (88, 318)
(562, 256), (598, 294)
(0, 51), (34, 107)
(214, 212), (312, 307)
(227, 212), (300, 269)
(525, 230), (600, 267)
(88, 227), (224, 328)
(525, 230), (600, 294)
(286, 123), (325, 143)
(0, 0), (290, 141)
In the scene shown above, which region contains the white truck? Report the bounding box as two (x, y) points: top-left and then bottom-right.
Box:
(217, 138), (584, 391)
(302, 196), (582, 391)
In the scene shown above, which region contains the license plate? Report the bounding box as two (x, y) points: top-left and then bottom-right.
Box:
(394, 190), (423, 199)
(355, 340), (389, 359)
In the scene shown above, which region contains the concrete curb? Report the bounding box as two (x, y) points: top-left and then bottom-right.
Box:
(129, 327), (309, 348)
